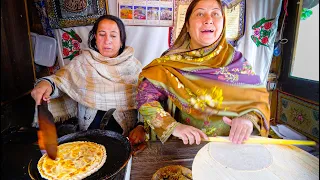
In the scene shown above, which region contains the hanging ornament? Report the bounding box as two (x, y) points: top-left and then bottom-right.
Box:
(301, 8), (313, 20)
(273, 44), (281, 56)
(273, 39), (288, 57)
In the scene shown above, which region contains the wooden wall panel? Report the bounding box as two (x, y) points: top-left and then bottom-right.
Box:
(1, 0), (35, 104)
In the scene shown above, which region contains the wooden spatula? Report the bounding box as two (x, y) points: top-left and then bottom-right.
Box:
(37, 100), (58, 160)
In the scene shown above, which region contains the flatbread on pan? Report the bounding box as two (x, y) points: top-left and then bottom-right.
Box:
(38, 141), (106, 180)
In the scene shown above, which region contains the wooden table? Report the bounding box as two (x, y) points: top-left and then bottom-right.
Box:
(131, 140), (206, 179)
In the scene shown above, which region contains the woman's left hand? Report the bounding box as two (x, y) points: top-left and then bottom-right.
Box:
(129, 125), (146, 145)
(222, 116), (253, 144)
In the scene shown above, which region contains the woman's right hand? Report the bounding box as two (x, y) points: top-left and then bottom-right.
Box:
(172, 123), (208, 145)
(31, 80), (53, 105)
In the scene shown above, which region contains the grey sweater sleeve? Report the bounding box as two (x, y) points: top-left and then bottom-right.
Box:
(35, 76), (64, 99)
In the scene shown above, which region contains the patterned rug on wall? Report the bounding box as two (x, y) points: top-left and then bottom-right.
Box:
(276, 90), (319, 142)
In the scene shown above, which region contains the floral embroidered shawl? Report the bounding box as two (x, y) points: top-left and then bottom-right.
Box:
(138, 22), (270, 142)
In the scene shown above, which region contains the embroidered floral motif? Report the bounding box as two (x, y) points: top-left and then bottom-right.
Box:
(240, 61), (255, 75)
(214, 45), (223, 55)
(212, 67), (239, 82)
(157, 108), (167, 117)
(212, 61), (255, 82)
(156, 56), (170, 63)
(201, 126), (216, 136)
(151, 117), (163, 128)
(251, 17), (275, 47)
(188, 87), (224, 111)
(187, 50), (202, 57)
(141, 82), (148, 89)
(61, 29), (82, 61)
(280, 113), (287, 122)
(282, 99), (289, 108)
(185, 118), (191, 124)
(169, 55), (176, 60)
(290, 108), (309, 125)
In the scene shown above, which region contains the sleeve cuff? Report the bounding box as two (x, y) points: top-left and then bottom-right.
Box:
(238, 112), (261, 132)
(35, 77), (55, 96)
(159, 121), (179, 143)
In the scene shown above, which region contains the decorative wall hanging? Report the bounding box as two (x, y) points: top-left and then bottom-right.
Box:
(250, 17), (275, 47)
(45, 0), (107, 29)
(224, 0), (246, 46)
(276, 90), (319, 143)
(222, 0), (243, 8)
(34, 0), (55, 37)
(301, 8), (313, 20)
(172, 0), (192, 43)
(61, 29), (83, 61)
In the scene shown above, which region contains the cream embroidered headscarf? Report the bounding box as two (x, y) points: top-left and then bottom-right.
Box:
(34, 46), (142, 124)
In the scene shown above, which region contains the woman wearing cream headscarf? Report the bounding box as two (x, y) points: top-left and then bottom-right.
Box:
(31, 15), (142, 136)
(129, 0), (270, 146)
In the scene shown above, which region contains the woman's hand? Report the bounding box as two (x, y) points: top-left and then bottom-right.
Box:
(31, 80), (53, 105)
(129, 125), (146, 145)
(128, 125), (147, 156)
(223, 116), (253, 144)
(172, 123), (208, 145)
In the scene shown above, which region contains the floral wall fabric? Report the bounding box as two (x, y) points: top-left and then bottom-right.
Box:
(235, 0), (283, 85)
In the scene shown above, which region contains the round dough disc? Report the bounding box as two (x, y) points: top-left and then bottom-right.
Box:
(193, 140), (319, 180)
(208, 143), (273, 171)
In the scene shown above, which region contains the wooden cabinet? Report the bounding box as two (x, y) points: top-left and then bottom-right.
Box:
(1, 0), (36, 104)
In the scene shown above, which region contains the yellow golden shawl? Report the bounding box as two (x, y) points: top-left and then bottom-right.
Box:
(139, 24), (270, 138)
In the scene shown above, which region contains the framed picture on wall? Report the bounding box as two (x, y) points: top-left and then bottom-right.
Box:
(117, 0), (174, 26)
(224, 0), (246, 46)
(45, 0), (108, 29)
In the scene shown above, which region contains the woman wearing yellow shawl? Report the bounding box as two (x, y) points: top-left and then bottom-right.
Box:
(130, 0), (270, 146)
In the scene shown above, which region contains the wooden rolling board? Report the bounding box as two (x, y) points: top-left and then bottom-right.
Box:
(192, 142), (319, 180)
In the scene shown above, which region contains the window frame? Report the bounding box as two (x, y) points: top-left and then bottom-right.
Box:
(278, 0), (319, 103)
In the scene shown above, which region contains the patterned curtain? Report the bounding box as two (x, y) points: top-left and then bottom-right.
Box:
(33, 0), (60, 74)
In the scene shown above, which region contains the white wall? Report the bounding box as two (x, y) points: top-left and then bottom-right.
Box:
(108, 0), (169, 67)
(125, 26), (169, 67)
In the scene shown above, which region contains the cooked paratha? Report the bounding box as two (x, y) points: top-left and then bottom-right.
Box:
(38, 141), (106, 180)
